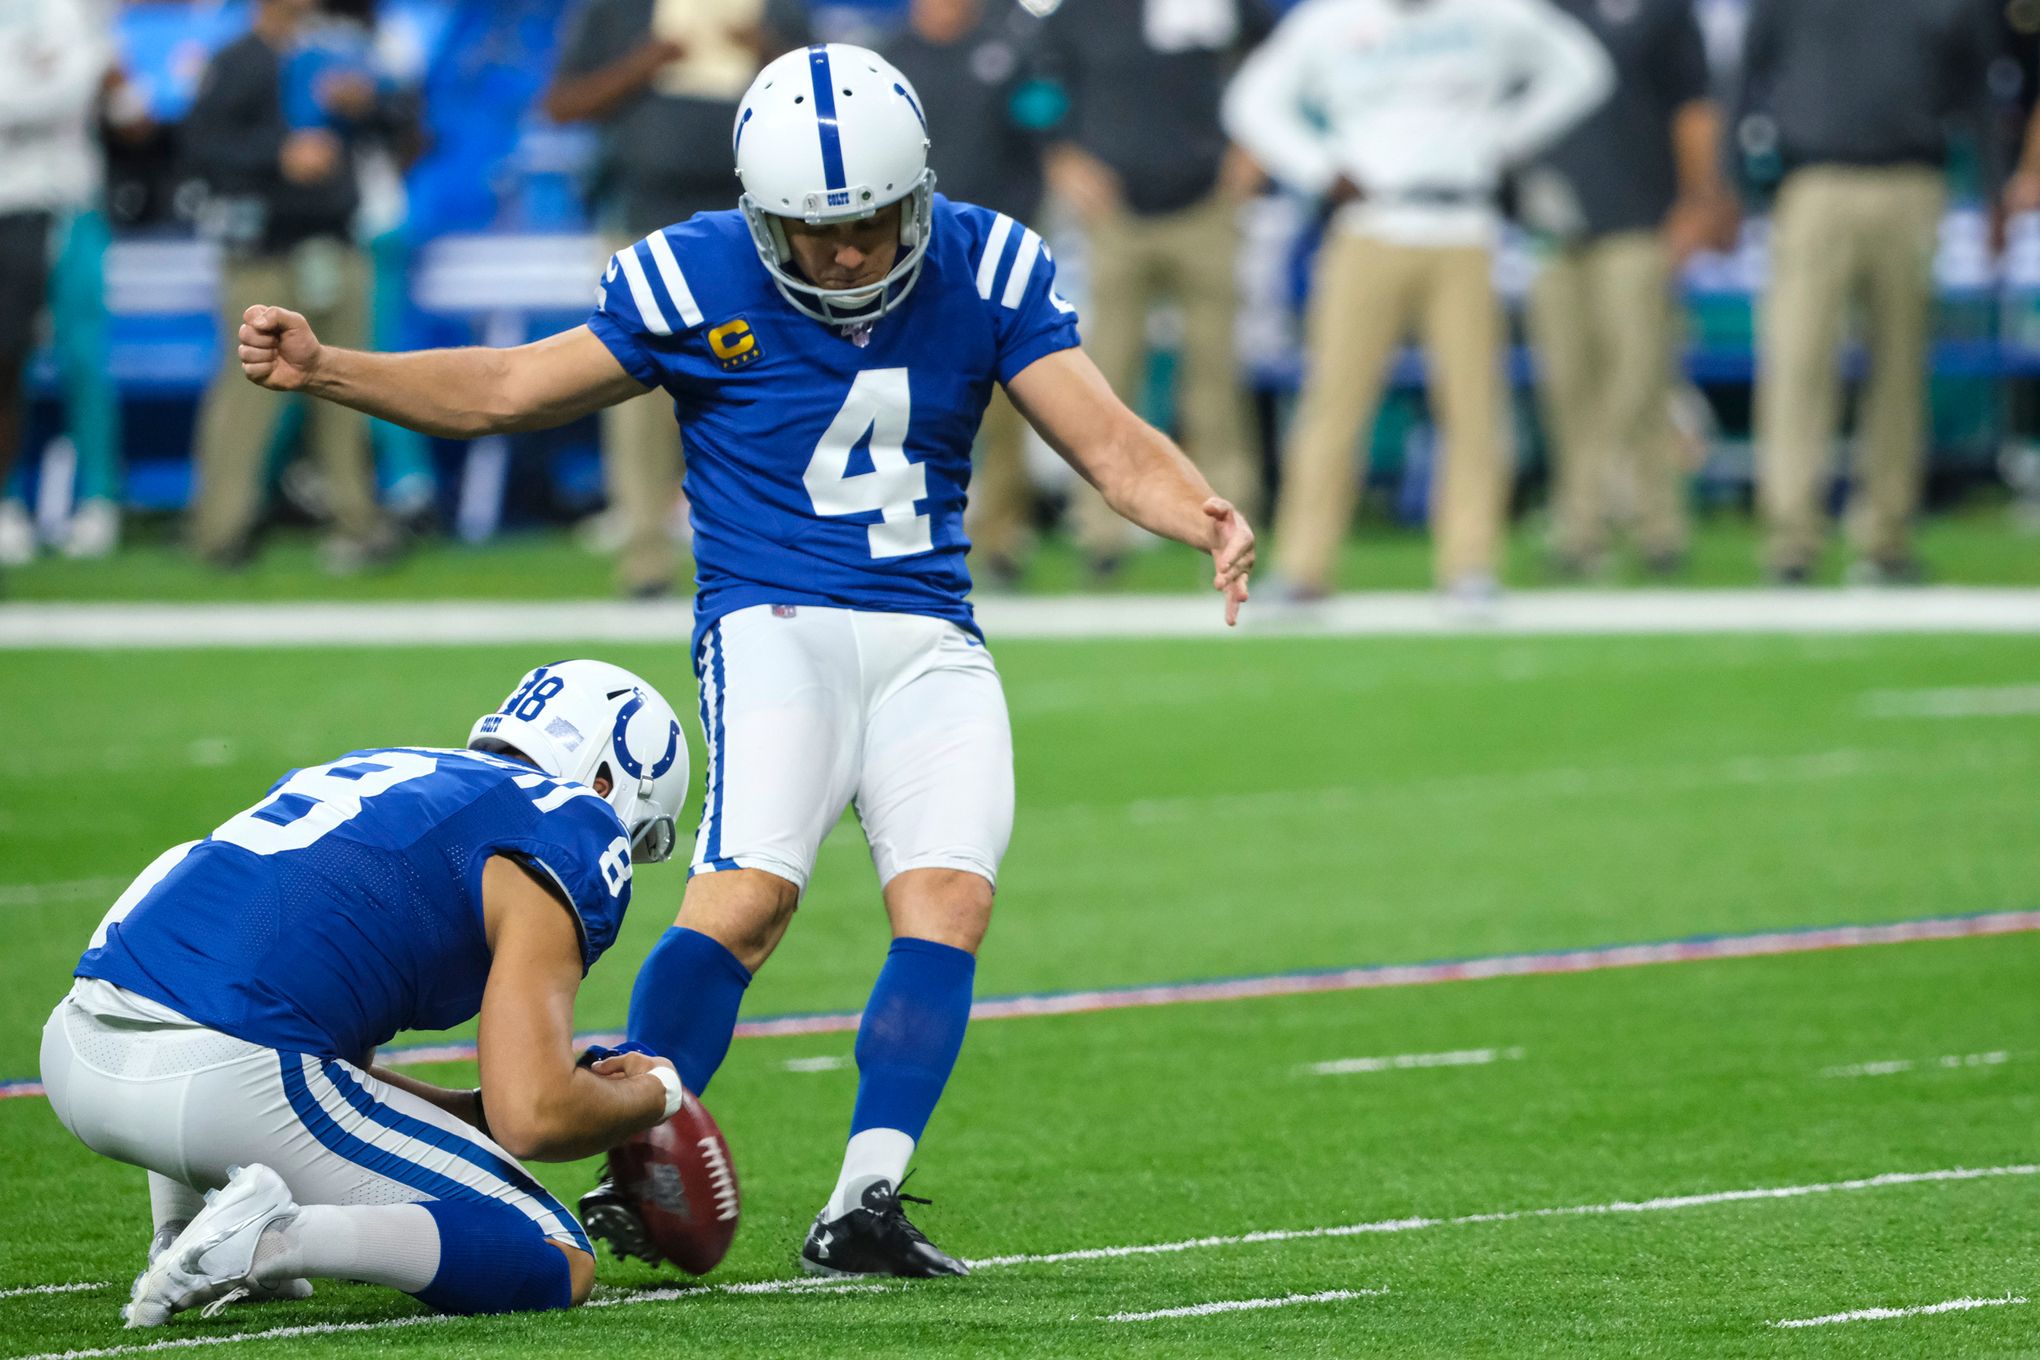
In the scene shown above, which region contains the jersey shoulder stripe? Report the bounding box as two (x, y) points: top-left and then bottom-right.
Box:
(644, 230), (705, 329)
(962, 207), (1054, 313)
(609, 231), (708, 337)
(614, 244), (672, 336)
(1000, 227), (1044, 309)
(974, 212), (1017, 301)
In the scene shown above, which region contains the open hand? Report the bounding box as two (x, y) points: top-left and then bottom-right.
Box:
(237, 305), (322, 392)
(1203, 497), (1254, 626)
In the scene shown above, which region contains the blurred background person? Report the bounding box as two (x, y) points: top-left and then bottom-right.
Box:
(1519, 0), (1737, 580)
(1225, 0), (1612, 605)
(48, 46), (154, 563)
(0, 0), (107, 575)
(182, 0), (399, 573)
(318, 0), (436, 534)
(1741, 0), (2000, 585)
(544, 0), (807, 598)
(883, 0), (1051, 587)
(1036, 0), (1268, 582)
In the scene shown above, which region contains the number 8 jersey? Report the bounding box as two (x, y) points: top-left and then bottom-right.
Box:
(74, 748), (634, 1061)
(585, 195), (1081, 654)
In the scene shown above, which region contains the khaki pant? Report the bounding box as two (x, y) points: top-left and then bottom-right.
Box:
(1528, 230), (1686, 562)
(602, 234), (686, 594)
(1755, 165), (1945, 570)
(1068, 190), (1259, 559)
(191, 242), (382, 556)
(968, 387), (1033, 565)
(1275, 233), (1507, 589)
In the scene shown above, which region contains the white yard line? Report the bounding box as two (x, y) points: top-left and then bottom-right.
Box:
(7, 1279), (882, 1359)
(1305, 1047), (1524, 1076)
(5, 589), (2040, 651)
(1821, 1051), (2010, 1079)
(1861, 685), (2040, 719)
(1099, 1288), (1385, 1323)
(0, 878), (128, 910)
(1772, 1294), (2028, 1328)
(961, 1163), (2040, 1268)
(0, 1282), (107, 1299)
(12, 1162), (2036, 1357)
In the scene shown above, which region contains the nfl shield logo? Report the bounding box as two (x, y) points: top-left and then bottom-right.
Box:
(772, 605), (798, 619)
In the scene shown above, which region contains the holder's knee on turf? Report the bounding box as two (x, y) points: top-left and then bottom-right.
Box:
(413, 1199), (580, 1314)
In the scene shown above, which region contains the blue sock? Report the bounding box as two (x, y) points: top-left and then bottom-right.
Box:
(413, 1199), (572, 1315)
(626, 926), (752, 1095)
(849, 937), (976, 1141)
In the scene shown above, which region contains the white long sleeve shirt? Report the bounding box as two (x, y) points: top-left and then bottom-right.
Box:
(0, 0), (107, 215)
(1223, 0), (1614, 246)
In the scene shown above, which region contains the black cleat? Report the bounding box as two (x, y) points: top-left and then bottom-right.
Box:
(799, 1179), (969, 1278)
(580, 1166), (664, 1266)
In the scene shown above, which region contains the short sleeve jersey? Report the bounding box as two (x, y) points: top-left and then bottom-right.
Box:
(75, 748), (634, 1060)
(583, 195), (1081, 659)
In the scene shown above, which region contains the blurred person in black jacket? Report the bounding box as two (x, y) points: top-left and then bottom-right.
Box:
(183, 0), (400, 573)
(883, 0), (1050, 586)
(1741, 0), (1999, 585)
(543, 0), (807, 598)
(1519, 0), (1737, 581)
(1037, 0), (1268, 580)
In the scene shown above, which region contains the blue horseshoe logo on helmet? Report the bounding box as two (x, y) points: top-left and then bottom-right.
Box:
(611, 690), (681, 781)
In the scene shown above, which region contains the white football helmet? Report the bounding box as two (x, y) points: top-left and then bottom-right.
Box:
(468, 659), (688, 864)
(734, 44), (936, 326)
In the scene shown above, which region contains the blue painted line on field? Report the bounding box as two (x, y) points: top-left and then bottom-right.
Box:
(6, 908), (2033, 1099)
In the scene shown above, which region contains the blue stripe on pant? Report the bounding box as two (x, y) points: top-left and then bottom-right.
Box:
(277, 1053), (590, 1254)
(696, 623), (739, 873)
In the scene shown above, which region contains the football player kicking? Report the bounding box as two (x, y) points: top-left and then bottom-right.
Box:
(231, 44), (1255, 1277)
(40, 661), (690, 1325)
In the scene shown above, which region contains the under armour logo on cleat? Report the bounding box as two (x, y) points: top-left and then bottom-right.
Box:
(814, 1229), (833, 1257)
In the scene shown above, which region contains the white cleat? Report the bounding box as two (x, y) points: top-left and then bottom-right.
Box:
(139, 1221), (312, 1310)
(125, 1165), (300, 1328)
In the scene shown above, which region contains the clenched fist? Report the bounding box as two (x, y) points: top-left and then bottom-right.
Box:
(238, 305), (322, 392)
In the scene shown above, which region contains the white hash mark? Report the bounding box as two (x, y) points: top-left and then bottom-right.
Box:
(1773, 1294), (2029, 1328)
(1305, 1047), (1524, 1076)
(1820, 1051), (2010, 1079)
(1096, 1288), (1386, 1323)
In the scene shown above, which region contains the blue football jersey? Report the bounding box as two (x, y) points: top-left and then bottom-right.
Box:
(75, 747), (635, 1060)
(584, 195), (1081, 657)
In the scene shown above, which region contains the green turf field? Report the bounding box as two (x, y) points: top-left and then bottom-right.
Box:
(3, 628), (2038, 1356)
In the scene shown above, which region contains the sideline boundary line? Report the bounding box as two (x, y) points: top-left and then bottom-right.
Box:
(5, 589), (2040, 650)
(6, 1163), (2033, 1358)
(4, 909), (2033, 1101)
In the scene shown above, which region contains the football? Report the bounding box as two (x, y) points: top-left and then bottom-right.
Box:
(607, 1095), (742, 1275)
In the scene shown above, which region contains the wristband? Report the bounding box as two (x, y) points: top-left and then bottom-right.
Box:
(647, 1063), (685, 1120)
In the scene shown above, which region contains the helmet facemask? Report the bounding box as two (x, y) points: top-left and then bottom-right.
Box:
(740, 171), (937, 327)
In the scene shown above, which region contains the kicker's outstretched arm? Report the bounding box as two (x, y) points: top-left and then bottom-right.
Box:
(236, 307), (648, 439)
(1006, 346), (1256, 623)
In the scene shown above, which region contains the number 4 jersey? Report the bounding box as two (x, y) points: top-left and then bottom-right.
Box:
(586, 195), (1081, 655)
(74, 748), (634, 1060)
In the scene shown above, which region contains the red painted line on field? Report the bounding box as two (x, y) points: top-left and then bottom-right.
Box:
(4, 910), (2034, 1100)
